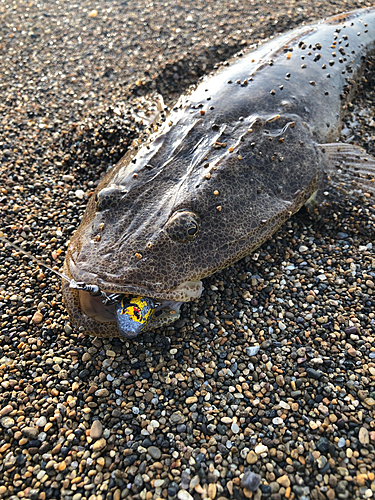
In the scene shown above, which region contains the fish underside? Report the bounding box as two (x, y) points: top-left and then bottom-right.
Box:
(63, 7), (375, 338)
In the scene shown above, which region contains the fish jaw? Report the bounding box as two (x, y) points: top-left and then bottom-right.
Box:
(62, 258), (202, 338)
(62, 275), (118, 338)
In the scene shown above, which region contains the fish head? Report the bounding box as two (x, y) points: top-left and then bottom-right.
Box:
(64, 108), (321, 337)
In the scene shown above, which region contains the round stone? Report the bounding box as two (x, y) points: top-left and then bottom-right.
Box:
(36, 416), (47, 427)
(246, 451), (258, 465)
(90, 420), (103, 439)
(170, 412), (185, 425)
(231, 422), (240, 433)
(317, 456), (327, 469)
(359, 427), (369, 445)
(92, 438), (106, 452)
(177, 490), (194, 500)
(148, 446), (161, 460)
(272, 417), (284, 425)
(255, 444), (268, 454)
(316, 437), (330, 454)
(0, 417), (14, 429)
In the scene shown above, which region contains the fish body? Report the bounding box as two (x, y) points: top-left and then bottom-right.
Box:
(63, 8), (375, 337)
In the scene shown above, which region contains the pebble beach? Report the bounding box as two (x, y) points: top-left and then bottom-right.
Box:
(0, 1), (375, 499)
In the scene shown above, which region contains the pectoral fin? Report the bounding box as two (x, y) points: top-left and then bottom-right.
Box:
(319, 143), (375, 198)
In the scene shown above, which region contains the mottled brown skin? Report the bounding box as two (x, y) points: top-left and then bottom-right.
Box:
(63, 8), (375, 337)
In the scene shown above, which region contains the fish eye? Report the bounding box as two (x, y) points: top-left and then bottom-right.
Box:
(94, 193), (99, 203)
(166, 211), (200, 243)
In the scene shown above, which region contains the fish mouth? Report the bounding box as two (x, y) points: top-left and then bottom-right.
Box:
(62, 254), (203, 338)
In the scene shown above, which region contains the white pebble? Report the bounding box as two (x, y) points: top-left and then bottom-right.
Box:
(63, 175), (74, 182)
(231, 422), (240, 434)
(255, 444), (268, 454)
(38, 432), (47, 442)
(338, 437), (346, 448)
(36, 416), (47, 427)
(75, 189), (85, 199)
(246, 345), (260, 356)
(178, 490), (194, 500)
(272, 417), (284, 425)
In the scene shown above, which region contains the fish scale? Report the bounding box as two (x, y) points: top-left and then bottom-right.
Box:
(62, 7), (375, 338)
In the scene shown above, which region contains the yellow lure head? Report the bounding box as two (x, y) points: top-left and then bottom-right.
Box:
(115, 295), (155, 338)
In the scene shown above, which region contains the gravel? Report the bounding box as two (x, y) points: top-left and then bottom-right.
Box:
(0, 0), (375, 499)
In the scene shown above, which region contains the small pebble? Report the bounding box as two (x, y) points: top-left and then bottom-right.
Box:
(241, 471), (261, 491)
(177, 491), (194, 500)
(272, 417), (284, 425)
(359, 427), (370, 445)
(92, 438), (106, 452)
(317, 456), (328, 469)
(21, 427), (39, 439)
(1, 417), (15, 429)
(148, 446), (162, 460)
(31, 311), (43, 324)
(231, 422), (240, 433)
(277, 475), (291, 488)
(338, 437), (346, 448)
(90, 420), (103, 439)
(255, 444), (268, 454)
(246, 451), (258, 464)
(75, 189), (85, 199)
(36, 416), (47, 427)
(246, 345), (260, 356)
(0, 406), (13, 417)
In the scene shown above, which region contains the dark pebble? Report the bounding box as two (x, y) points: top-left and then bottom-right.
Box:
(241, 471), (261, 491)
(168, 486), (178, 496)
(134, 474), (144, 490)
(344, 326), (358, 334)
(124, 455), (137, 466)
(29, 490), (39, 500)
(306, 367), (322, 380)
(316, 437), (330, 454)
